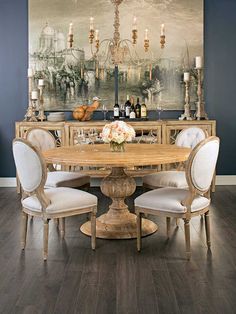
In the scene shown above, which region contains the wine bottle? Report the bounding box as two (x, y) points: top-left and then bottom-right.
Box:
(125, 95), (131, 119)
(129, 97), (136, 119)
(113, 102), (120, 120)
(135, 97), (141, 118)
(141, 102), (147, 119)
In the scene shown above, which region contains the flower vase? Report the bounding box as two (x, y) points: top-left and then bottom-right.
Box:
(110, 141), (125, 152)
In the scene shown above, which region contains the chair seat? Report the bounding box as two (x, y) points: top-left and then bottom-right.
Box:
(22, 187), (97, 214)
(135, 187), (210, 213)
(45, 171), (90, 188)
(143, 171), (188, 189)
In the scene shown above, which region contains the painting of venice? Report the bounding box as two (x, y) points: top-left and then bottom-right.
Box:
(29, 0), (203, 110)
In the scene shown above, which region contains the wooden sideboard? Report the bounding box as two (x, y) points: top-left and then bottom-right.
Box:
(15, 119), (216, 190)
(16, 119), (216, 145)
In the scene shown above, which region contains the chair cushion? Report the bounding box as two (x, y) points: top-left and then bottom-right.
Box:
(22, 187), (97, 214)
(45, 171), (90, 188)
(135, 187), (210, 213)
(143, 171), (188, 189)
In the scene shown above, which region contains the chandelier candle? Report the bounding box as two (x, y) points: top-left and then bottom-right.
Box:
(89, 17), (95, 44)
(132, 16), (137, 44)
(160, 24), (165, 49)
(68, 23), (74, 48)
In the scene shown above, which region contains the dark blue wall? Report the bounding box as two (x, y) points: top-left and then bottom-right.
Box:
(0, 0), (236, 177)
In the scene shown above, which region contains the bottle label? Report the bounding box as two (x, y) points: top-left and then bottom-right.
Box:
(114, 107), (119, 117)
(130, 111), (136, 119)
(136, 109), (141, 118)
(125, 107), (130, 117)
(141, 107), (147, 117)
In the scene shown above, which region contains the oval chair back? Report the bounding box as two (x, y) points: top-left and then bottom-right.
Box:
(26, 128), (56, 152)
(175, 127), (207, 149)
(12, 138), (47, 193)
(185, 136), (220, 194)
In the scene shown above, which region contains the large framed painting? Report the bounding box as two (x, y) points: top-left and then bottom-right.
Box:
(29, 0), (203, 111)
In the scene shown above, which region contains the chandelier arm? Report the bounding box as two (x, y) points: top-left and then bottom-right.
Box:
(120, 39), (151, 66)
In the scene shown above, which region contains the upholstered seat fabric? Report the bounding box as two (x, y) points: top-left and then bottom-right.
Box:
(175, 127), (206, 149)
(143, 171), (188, 188)
(45, 171), (90, 188)
(135, 187), (210, 213)
(22, 187), (97, 213)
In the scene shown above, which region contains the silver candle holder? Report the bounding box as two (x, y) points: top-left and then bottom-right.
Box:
(195, 66), (208, 120)
(24, 71), (38, 122)
(37, 80), (46, 121)
(179, 72), (192, 120)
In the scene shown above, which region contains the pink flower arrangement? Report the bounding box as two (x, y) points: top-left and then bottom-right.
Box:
(101, 121), (136, 144)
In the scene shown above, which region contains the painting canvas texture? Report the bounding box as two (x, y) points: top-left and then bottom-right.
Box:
(29, 0), (203, 111)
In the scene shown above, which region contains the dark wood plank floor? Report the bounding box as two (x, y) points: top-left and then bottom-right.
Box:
(0, 186), (236, 314)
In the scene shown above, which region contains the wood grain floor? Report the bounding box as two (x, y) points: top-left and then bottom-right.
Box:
(0, 186), (236, 314)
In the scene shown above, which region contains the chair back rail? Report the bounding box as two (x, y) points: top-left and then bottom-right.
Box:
(12, 138), (50, 209)
(26, 127), (56, 151)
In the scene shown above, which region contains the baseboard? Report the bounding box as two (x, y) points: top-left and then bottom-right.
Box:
(0, 178), (17, 187)
(0, 176), (236, 188)
(215, 175), (236, 185)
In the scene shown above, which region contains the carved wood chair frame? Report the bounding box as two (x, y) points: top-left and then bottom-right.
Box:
(136, 136), (220, 260)
(13, 138), (97, 260)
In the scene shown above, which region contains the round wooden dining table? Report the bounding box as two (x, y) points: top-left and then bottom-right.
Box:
(43, 143), (191, 239)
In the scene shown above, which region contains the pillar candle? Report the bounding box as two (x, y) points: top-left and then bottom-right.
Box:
(184, 72), (190, 82)
(195, 56), (202, 69)
(145, 29), (149, 40)
(28, 68), (33, 78)
(38, 79), (44, 86)
(31, 90), (38, 100)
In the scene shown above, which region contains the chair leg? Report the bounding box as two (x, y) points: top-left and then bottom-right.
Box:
(43, 219), (49, 261)
(137, 212), (142, 252)
(184, 219), (191, 260)
(166, 217), (171, 238)
(204, 210), (211, 248)
(91, 211), (96, 250)
(59, 218), (65, 238)
(21, 212), (28, 250)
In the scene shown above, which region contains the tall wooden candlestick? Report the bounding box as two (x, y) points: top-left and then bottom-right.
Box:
(179, 80), (192, 120)
(24, 75), (38, 122)
(195, 68), (208, 120)
(37, 85), (46, 121)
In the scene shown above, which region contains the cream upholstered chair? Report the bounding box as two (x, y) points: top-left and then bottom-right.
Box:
(135, 136), (220, 260)
(13, 138), (97, 260)
(143, 127), (207, 189)
(26, 127), (90, 189)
